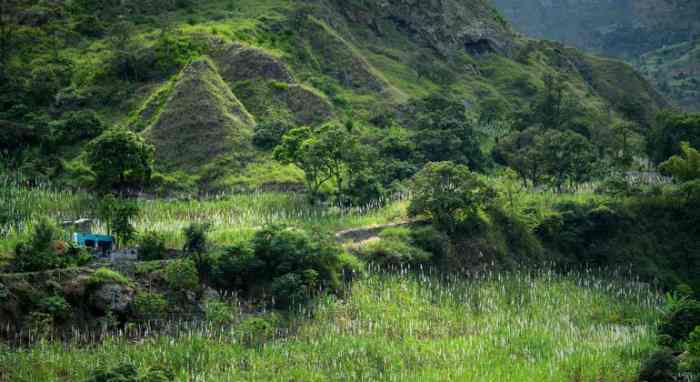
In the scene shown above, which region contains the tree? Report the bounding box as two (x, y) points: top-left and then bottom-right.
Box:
(0, 0), (20, 79)
(514, 73), (578, 132)
(408, 161), (496, 234)
(183, 222), (212, 283)
(648, 110), (700, 164)
(274, 123), (367, 202)
(539, 129), (597, 191)
(493, 127), (547, 186)
(87, 128), (155, 194)
(274, 126), (331, 201)
(97, 195), (140, 248)
(612, 121), (639, 169)
(660, 142), (700, 182)
(494, 128), (596, 190)
(53, 109), (105, 144)
(412, 94), (487, 171)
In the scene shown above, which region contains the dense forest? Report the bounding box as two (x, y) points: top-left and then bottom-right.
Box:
(0, 0), (699, 381)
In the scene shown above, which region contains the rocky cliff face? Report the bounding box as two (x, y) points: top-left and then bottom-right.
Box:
(320, 0), (517, 56)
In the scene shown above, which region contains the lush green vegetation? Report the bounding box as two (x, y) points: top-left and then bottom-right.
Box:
(1, 0), (699, 381)
(0, 269), (662, 381)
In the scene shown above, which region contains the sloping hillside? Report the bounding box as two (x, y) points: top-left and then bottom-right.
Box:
(0, 0), (668, 188)
(491, 0), (699, 110)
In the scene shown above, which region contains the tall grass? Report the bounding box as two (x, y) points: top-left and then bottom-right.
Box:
(0, 267), (661, 381)
(0, 178), (408, 256)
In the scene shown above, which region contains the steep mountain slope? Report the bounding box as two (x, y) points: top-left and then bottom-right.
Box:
(1, 0), (668, 188)
(490, 0), (700, 110)
(638, 39), (700, 111)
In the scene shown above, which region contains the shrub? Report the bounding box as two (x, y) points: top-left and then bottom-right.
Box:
(88, 268), (132, 287)
(252, 121), (292, 150)
(209, 225), (345, 309)
(36, 295), (71, 322)
(11, 218), (90, 272)
(659, 300), (700, 343)
(689, 326), (700, 357)
(409, 225), (448, 263)
(270, 272), (308, 309)
(86, 362), (174, 382)
(164, 259), (199, 292)
(203, 299), (237, 324)
(638, 349), (679, 382)
(357, 239), (431, 269)
(183, 222), (211, 280)
(132, 292), (168, 319)
(210, 242), (262, 294)
(237, 314), (280, 347)
(138, 231), (167, 261)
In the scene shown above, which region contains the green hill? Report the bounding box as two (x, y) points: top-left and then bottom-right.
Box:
(0, 0), (667, 189)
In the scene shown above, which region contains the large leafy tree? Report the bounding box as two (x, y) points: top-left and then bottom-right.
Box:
(494, 128), (596, 189)
(408, 161), (496, 234)
(540, 129), (597, 191)
(274, 123), (367, 202)
(514, 73), (578, 132)
(493, 127), (547, 186)
(411, 94), (486, 171)
(87, 128), (155, 194)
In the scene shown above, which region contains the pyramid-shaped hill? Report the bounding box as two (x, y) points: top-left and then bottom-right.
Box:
(212, 43), (333, 126)
(144, 58), (255, 172)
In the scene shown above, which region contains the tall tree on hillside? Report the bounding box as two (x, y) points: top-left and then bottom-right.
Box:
(412, 94), (487, 171)
(274, 123), (367, 202)
(515, 73), (578, 132)
(408, 161), (496, 235)
(87, 128), (155, 194)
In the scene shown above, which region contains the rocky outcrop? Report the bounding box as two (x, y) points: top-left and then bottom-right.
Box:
(88, 282), (135, 316)
(326, 0), (517, 56)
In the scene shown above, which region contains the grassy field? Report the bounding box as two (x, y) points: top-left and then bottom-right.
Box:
(0, 178), (408, 258)
(0, 268), (661, 381)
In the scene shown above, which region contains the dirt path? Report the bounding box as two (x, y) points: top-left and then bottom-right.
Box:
(334, 220), (427, 243)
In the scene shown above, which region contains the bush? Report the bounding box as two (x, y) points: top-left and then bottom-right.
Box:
(210, 242), (262, 294)
(270, 272), (308, 309)
(357, 238), (432, 269)
(209, 225), (345, 309)
(36, 295), (71, 322)
(659, 300), (700, 343)
(54, 110), (105, 143)
(12, 218), (90, 272)
(164, 259), (199, 292)
(86, 362), (174, 382)
(253, 121), (292, 150)
(203, 298), (237, 324)
(410, 225), (449, 263)
(137, 231), (167, 261)
(688, 326), (700, 357)
(132, 292), (168, 319)
(88, 268), (132, 286)
(638, 349), (679, 382)
(237, 314), (280, 347)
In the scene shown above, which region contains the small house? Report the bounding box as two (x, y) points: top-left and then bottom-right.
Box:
(63, 218), (115, 257)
